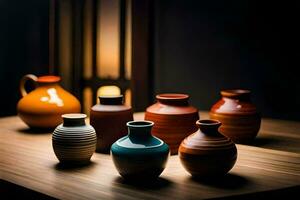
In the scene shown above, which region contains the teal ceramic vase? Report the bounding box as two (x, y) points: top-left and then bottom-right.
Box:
(111, 121), (170, 180)
(52, 113), (97, 165)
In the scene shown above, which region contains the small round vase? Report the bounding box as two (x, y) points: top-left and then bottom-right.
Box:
(210, 89), (261, 143)
(111, 121), (170, 180)
(145, 94), (199, 155)
(17, 74), (81, 129)
(52, 114), (97, 165)
(179, 119), (237, 177)
(90, 95), (133, 153)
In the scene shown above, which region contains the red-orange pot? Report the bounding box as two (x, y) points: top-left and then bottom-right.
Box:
(179, 119), (237, 177)
(145, 94), (199, 154)
(210, 89), (261, 143)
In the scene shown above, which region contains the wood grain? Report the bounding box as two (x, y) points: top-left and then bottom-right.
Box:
(1, 112), (300, 199)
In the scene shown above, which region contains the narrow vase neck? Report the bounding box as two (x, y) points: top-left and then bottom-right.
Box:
(62, 114), (86, 127)
(221, 90), (251, 101)
(37, 82), (60, 88)
(197, 120), (222, 136)
(37, 76), (61, 87)
(99, 95), (123, 105)
(156, 94), (189, 106)
(127, 121), (153, 140)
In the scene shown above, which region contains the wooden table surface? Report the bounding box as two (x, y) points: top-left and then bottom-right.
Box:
(1, 112), (300, 199)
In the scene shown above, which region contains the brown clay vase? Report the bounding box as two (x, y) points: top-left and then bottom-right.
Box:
(90, 95), (133, 153)
(145, 94), (199, 154)
(210, 89), (261, 143)
(17, 74), (81, 129)
(179, 119), (237, 178)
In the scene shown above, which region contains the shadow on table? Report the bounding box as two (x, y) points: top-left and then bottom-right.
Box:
(248, 134), (300, 153)
(54, 160), (97, 171)
(114, 176), (172, 190)
(190, 173), (249, 190)
(217, 185), (300, 200)
(249, 135), (282, 147)
(17, 127), (53, 134)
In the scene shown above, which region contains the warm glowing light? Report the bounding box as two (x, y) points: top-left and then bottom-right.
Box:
(125, 0), (132, 79)
(125, 89), (131, 106)
(97, 86), (121, 103)
(83, 0), (93, 79)
(98, 0), (120, 78)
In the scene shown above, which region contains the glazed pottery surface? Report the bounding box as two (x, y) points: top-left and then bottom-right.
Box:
(179, 119), (237, 177)
(145, 94), (199, 154)
(52, 114), (96, 165)
(17, 74), (81, 129)
(210, 89), (261, 143)
(90, 95), (133, 153)
(111, 121), (170, 180)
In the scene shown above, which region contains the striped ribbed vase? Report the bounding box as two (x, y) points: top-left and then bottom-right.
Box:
(52, 113), (97, 165)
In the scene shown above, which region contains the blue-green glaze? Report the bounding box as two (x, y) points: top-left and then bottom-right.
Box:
(111, 121), (170, 180)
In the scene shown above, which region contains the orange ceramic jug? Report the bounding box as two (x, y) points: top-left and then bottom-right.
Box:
(17, 74), (81, 129)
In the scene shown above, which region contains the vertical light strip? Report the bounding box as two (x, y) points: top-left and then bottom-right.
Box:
(98, 0), (120, 79)
(83, 87), (92, 116)
(58, 0), (72, 89)
(125, 89), (131, 106)
(125, 0), (132, 79)
(83, 0), (93, 79)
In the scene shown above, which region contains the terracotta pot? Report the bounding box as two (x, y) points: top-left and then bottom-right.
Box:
(210, 89), (261, 143)
(111, 121), (170, 181)
(90, 95), (133, 153)
(52, 114), (97, 165)
(179, 119), (237, 177)
(145, 94), (199, 154)
(17, 74), (81, 129)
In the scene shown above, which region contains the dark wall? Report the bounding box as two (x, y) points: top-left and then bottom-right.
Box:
(0, 0), (49, 116)
(153, 0), (300, 120)
(1, 0), (300, 121)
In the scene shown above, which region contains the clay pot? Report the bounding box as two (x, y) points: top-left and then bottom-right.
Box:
(179, 119), (237, 178)
(52, 114), (97, 165)
(17, 74), (81, 129)
(90, 95), (133, 153)
(111, 121), (170, 181)
(145, 94), (199, 154)
(210, 89), (261, 143)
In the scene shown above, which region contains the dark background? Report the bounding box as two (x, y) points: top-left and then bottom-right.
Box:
(0, 0), (49, 116)
(153, 0), (300, 120)
(1, 0), (300, 120)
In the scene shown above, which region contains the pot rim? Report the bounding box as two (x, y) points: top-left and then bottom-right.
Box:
(127, 120), (154, 128)
(37, 75), (61, 83)
(221, 89), (250, 98)
(196, 119), (221, 126)
(156, 93), (189, 100)
(62, 113), (87, 119)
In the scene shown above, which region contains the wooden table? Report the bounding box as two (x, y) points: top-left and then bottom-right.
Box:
(1, 112), (300, 199)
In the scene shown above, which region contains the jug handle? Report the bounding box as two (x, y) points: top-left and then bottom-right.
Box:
(20, 74), (38, 97)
